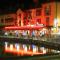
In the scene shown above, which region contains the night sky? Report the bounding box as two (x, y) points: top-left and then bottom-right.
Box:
(0, 0), (58, 14)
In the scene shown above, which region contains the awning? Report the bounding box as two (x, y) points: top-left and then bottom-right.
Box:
(4, 26), (44, 30)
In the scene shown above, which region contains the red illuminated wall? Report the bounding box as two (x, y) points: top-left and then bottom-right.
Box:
(0, 14), (17, 26)
(42, 3), (54, 27)
(21, 2), (55, 27)
(1, 3), (55, 27)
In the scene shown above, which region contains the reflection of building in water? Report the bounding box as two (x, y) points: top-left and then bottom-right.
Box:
(32, 45), (38, 53)
(5, 42), (47, 56)
(5, 42), (60, 56)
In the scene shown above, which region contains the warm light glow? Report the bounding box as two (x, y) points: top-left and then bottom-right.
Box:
(10, 44), (13, 51)
(5, 42), (8, 50)
(32, 45), (37, 53)
(43, 28), (46, 31)
(15, 44), (20, 51)
(4, 26), (44, 30)
(23, 44), (27, 52)
(54, 18), (58, 27)
(5, 43), (46, 56)
(40, 47), (46, 54)
(5, 47), (45, 56)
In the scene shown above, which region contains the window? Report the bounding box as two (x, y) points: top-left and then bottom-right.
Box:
(45, 5), (51, 16)
(5, 18), (14, 22)
(23, 20), (29, 25)
(5, 18), (13, 20)
(36, 8), (41, 16)
(27, 11), (32, 20)
(24, 16), (27, 20)
(23, 13), (27, 20)
(18, 14), (21, 18)
(46, 17), (49, 26)
(37, 19), (41, 24)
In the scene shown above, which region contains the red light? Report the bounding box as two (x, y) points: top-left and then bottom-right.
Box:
(5, 47), (45, 56)
(4, 26), (44, 30)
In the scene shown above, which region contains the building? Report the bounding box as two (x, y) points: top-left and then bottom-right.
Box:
(16, 2), (55, 35)
(0, 2), (55, 27)
(1, 2), (60, 34)
(0, 13), (17, 26)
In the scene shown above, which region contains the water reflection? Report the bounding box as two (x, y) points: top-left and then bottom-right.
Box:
(4, 42), (60, 57)
(5, 42), (47, 56)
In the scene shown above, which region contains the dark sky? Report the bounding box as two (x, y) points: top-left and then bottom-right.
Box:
(0, 0), (58, 14)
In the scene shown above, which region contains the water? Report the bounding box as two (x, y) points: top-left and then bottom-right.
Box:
(0, 41), (60, 60)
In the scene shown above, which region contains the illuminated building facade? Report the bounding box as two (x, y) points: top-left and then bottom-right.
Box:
(1, 2), (60, 34)
(17, 2), (60, 34)
(17, 2), (55, 27)
(0, 2), (55, 27)
(0, 13), (17, 26)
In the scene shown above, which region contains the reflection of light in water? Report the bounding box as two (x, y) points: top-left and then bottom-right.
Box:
(29, 45), (30, 50)
(5, 42), (8, 50)
(23, 44), (27, 52)
(40, 47), (46, 54)
(10, 44), (13, 50)
(15, 44), (19, 51)
(32, 45), (37, 52)
(5, 42), (46, 56)
(23, 44), (25, 49)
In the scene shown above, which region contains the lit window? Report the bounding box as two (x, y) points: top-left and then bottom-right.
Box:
(46, 17), (49, 26)
(45, 5), (51, 15)
(37, 19), (41, 24)
(36, 8), (41, 16)
(27, 11), (32, 20)
(5, 18), (14, 23)
(23, 13), (27, 20)
(18, 14), (21, 18)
